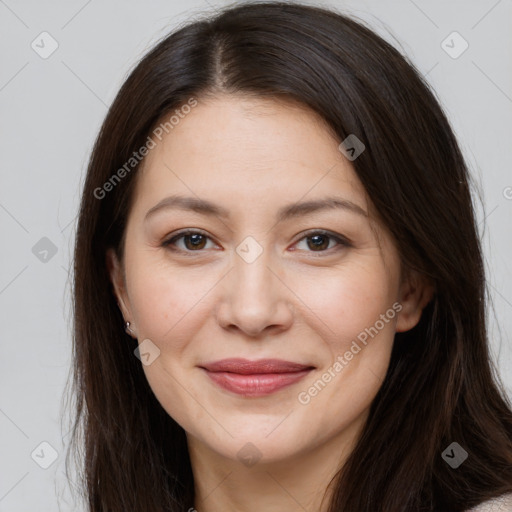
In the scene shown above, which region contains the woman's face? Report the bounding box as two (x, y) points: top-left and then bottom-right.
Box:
(108, 94), (429, 466)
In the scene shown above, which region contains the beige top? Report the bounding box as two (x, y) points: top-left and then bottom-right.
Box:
(466, 493), (512, 511)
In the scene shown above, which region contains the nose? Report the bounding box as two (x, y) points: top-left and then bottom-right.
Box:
(214, 247), (294, 338)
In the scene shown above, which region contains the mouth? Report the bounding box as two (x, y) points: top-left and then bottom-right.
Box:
(199, 358), (315, 397)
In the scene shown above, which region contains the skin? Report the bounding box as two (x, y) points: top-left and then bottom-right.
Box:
(108, 94), (433, 512)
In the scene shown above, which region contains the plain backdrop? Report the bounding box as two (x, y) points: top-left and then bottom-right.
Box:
(0, 0), (511, 510)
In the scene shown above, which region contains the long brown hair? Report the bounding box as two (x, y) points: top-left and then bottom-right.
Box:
(65, 2), (512, 510)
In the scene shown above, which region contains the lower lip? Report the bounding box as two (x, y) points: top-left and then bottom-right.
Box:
(203, 369), (312, 397)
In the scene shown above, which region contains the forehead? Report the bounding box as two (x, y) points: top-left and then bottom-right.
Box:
(130, 94), (369, 218)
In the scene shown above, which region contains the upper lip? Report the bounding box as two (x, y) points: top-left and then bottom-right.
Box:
(200, 358), (314, 374)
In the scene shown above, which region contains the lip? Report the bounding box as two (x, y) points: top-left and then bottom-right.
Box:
(199, 358), (314, 397)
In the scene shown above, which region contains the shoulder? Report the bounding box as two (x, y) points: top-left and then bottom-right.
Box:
(465, 493), (512, 511)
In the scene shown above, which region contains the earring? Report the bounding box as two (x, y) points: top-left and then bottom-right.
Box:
(125, 321), (132, 334)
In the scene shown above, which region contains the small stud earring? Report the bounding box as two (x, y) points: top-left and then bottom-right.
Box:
(125, 321), (132, 334)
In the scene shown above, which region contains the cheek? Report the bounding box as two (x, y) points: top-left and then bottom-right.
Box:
(292, 267), (398, 437)
(288, 260), (398, 351)
(125, 258), (214, 429)
(126, 256), (218, 349)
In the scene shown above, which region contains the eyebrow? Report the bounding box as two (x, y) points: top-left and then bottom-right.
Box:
(144, 194), (368, 222)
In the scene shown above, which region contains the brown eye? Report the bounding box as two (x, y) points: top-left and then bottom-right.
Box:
(294, 230), (349, 253)
(183, 233), (207, 250)
(306, 234), (330, 251)
(162, 230), (216, 253)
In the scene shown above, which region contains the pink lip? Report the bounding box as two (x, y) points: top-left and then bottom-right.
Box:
(199, 358), (314, 397)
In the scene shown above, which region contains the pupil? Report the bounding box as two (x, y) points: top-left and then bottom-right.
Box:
(308, 235), (328, 250)
(186, 234), (205, 250)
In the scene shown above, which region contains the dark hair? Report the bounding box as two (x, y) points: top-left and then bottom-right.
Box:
(65, 1), (512, 510)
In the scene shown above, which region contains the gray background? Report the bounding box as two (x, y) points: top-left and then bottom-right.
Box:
(0, 0), (511, 510)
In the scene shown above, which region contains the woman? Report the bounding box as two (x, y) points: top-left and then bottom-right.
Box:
(66, 2), (512, 510)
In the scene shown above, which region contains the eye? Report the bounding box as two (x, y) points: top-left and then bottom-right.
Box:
(292, 230), (350, 254)
(162, 229), (350, 255)
(162, 230), (218, 253)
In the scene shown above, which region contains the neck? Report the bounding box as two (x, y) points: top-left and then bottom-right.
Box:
(187, 415), (366, 512)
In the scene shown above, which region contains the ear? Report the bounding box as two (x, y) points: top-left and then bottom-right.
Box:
(106, 248), (132, 325)
(395, 269), (434, 333)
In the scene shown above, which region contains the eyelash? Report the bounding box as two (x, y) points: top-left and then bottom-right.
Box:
(161, 229), (351, 256)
